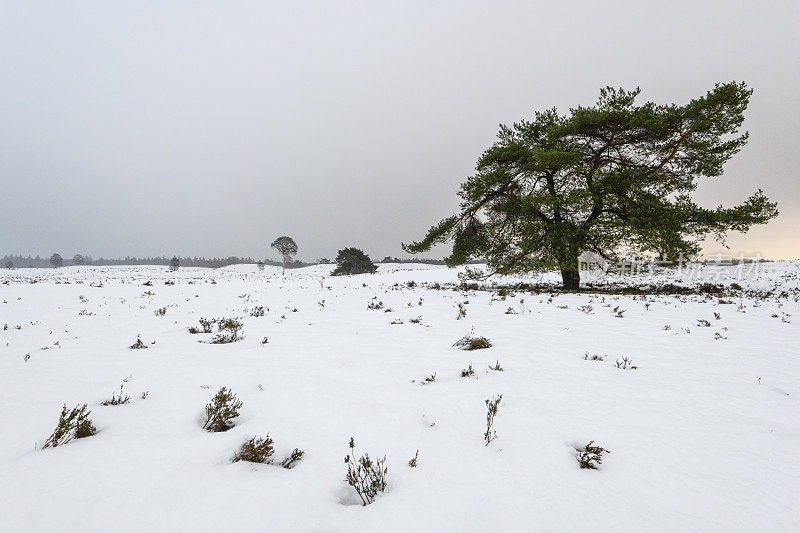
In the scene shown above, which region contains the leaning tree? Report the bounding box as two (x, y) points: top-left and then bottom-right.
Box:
(403, 82), (777, 289)
(271, 236), (298, 275)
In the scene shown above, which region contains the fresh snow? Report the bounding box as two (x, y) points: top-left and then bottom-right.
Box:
(0, 262), (798, 532)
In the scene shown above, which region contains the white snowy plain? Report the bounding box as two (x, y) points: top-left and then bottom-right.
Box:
(0, 262), (798, 532)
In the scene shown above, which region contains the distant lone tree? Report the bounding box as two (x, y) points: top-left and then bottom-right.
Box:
(271, 236), (298, 275)
(403, 82), (777, 289)
(169, 256), (180, 271)
(50, 253), (63, 268)
(73, 254), (85, 266)
(331, 247), (377, 276)
(256, 260), (265, 271)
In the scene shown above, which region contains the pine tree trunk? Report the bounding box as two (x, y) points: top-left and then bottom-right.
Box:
(559, 251), (581, 290)
(560, 268), (580, 290)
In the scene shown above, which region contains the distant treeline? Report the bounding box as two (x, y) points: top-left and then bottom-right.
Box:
(1, 254), (471, 269)
(0, 254), (311, 269)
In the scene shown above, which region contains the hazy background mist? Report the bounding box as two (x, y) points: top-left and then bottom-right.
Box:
(2, 1), (798, 262)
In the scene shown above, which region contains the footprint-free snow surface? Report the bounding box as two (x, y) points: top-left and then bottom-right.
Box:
(1, 262), (798, 532)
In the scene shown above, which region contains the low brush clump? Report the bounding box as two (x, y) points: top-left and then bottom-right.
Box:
(211, 318), (244, 344)
(234, 436), (274, 463)
(250, 306), (265, 317)
(129, 337), (148, 349)
(280, 448), (305, 469)
(577, 441), (610, 469)
(101, 383), (131, 406)
(42, 404), (97, 448)
(203, 387), (242, 432)
(454, 334), (492, 351)
(460, 365), (475, 377)
(344, 437), (388, 506)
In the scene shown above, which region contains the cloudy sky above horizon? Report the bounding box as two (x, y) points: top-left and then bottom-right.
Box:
(2, 1), (798, 262)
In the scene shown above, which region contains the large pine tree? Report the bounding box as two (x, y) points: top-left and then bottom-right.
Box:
(404, 82), (778, 289)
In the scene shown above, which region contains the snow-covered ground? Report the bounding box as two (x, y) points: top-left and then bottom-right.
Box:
(1, 262), (798, 532)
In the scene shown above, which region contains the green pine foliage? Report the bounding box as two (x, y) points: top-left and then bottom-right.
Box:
(403, 82), (777, 289)
(331, 248), (378, 276)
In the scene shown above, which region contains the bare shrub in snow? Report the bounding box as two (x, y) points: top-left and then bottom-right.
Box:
(456, 302), (467, 319)
(367, 299), (384, 310)
(614, 357), (637, 369)
(577, 441), (610, 469)
(484, 394), (502, 446)
(101, 383), (131, 406)
(584, 352), (605, 361)
(154, 307), (166, 316)
(460, 365), (475, 377)
(129, 337), (148, 349)
(42, 404), (96, 448)
(280, 448), (305, 469)
(234, 436), (274, 463)
(211, 318), (244, 344)
(250, 306), (265, 317)
(489, 360), (503, 371)
(203, 387), (242, 432)
(344, 437), (388, 506)
(408, 450), (419, 467)
(454, 334), (492, 350)
(198, 317), (215, 333)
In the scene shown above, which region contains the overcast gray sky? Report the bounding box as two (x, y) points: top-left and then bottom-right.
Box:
(1, 0), (798, 261)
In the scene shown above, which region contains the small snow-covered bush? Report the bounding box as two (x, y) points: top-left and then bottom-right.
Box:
(489, 360), (503, 371)
(344, 437), (387, 506)
(460, 365), (475, 377)
(154, 307), (166, 316)
(199, 317), (215, 333)
(129, 337), (148, 349)
(234, 436), (274, 463)
(577, 441), (610, 469)
(42, 404), (96, 448)
(366, 300), (384, 310)
(250, 306), (265, 317)
(454, 334), (492, 350)
(203, 387), (242, 432)
(211, 318), (244, 344)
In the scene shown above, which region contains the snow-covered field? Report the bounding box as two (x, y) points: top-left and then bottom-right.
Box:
(1, 262), (798, 532)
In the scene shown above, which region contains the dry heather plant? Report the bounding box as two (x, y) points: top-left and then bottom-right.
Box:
(460, 365), (475, 377)
(577, 441), (610, 469)
(408, 450), (419, 467)
(129, 337), (148, 349)
(484, 395), (502, 446)
(42, 404), (96, 448)
(614, 357), (637, 369)
(454, 331), (492, 351)
(234, 436), (274, 463)
(203, 387), (242, 432)
(211, 318), (244, 344)
(280, 448), (305, 469)
(367, 299), (384, 310)
(344, 437), (388, 506)
(101, 383), (131, 406)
